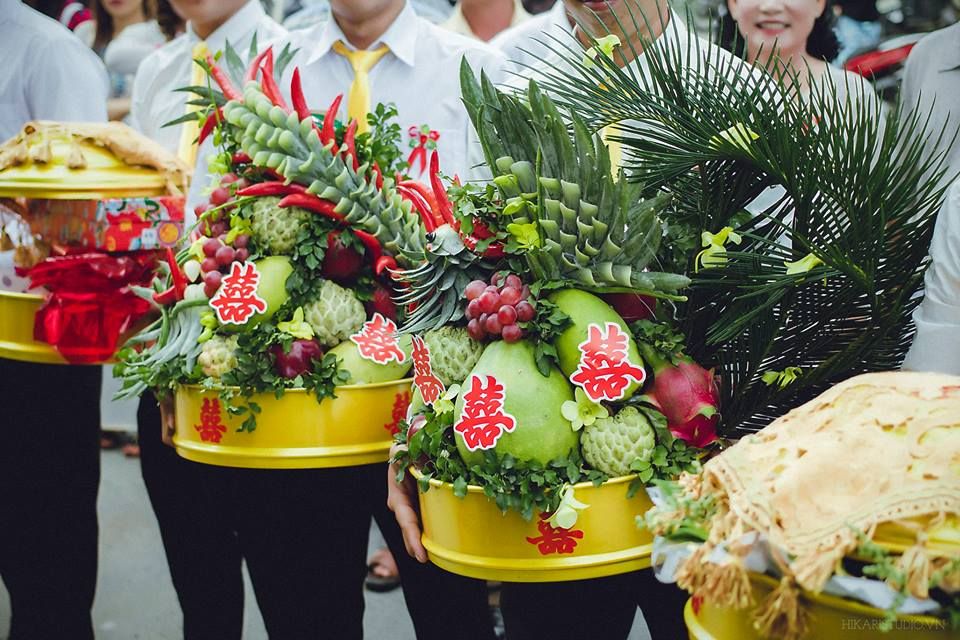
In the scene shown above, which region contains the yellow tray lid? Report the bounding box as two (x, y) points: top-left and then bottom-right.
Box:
(0, 121), (190, 199)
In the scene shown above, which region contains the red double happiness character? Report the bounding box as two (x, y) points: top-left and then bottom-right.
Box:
(384, 391), (412, 436)
(569, 322), (646, 402)
(350, 313), (407, 365)
(410, 335), (445, 405)
(525, 515), (584, 555)
(194, 398), (227, 443)
(209, 262), (267, 325)
(454, 374), (516, 451)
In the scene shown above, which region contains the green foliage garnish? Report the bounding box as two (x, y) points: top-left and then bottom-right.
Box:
(639, 478), (715, 542)
(625, 405), (701, 492)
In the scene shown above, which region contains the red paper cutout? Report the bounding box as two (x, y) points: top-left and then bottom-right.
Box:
(569, 322), (646, 402)
(384, 391), (412, 436)
(525, 514), (584, 555)
(407, 125), (440, 175)
(454, 374), (516, 451)
(209, 262), (267, 325)
(411, 335), (445, 405)
(350, 313), (406, 365)
(195, 398), (227, 443)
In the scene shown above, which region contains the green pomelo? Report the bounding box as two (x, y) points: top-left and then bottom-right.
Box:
(454, 340), (579, 467)
(548, 288), (644, 400)
(329, 334), (413, 385)
(219, 256), (292, 332)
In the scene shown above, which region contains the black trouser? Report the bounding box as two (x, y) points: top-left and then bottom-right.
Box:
(500, 569), (688, 640)
(139, 397), (494, 639)
(0, 359), (101, 640)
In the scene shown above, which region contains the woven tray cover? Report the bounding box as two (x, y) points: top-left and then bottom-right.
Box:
(702, 371), (960, 591)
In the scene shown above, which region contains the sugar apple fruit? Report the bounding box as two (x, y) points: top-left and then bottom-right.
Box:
(581, 406), (656, 476)
(248, 196), (311, 255)
(303, 279), (366, 347)
(198, 335), (239, 379)
(422, 326), (485, 386)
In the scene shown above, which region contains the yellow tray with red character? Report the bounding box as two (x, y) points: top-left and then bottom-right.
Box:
(413, 469), (654, 582)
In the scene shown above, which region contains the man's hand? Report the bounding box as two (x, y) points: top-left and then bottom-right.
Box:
(158, 394), (176, 446)
(387, 443), (428, 563)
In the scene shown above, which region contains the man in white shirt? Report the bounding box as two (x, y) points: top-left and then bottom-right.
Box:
(442, 0), (531, 41)
(903, 179), (960, 375)
(490, 0), (572, 74)
(0, 4), (108, 639)
(293, 0), (507, 183)
(129, 2), (290, 638)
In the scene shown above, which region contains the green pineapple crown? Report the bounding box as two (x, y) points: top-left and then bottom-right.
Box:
(223, 82), (426, 263)
(460, 60), (689, 297)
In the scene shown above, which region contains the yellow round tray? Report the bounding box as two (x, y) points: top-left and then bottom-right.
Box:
(0, 289), (68, 364)
(174, 380), (413, 469)
(415, 470), (654, 582)
(874, 515), (959, 557)
(685, 573), (953, 639)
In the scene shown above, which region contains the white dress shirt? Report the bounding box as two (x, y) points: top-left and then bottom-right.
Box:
(903, 180), (960, 376)
(491, 0), (571, 76)
(130, 0), (288, 156)
(0, 0), (108, 140)
(292, 1), (507, 182)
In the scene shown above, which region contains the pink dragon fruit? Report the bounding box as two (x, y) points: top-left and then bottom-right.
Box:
(641, 356), (720, 448)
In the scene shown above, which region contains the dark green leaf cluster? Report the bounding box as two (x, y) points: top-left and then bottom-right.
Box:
(638, 478), (716, 543)
(626, 405), (701, 490)
(394, 405), (607, 521)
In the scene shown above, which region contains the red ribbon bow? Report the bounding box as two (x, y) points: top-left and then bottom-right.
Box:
(407, 126), (440, 176)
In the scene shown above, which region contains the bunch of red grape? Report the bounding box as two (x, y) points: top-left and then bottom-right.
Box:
(464, 273), (535, 343)
(194, 173), (251, 297)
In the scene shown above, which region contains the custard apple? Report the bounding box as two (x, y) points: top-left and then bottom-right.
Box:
(198, 335), (239, 379)
(581, 406), (655, 476)
(423, 326), (485, 386)
(302, 279), (366, 347)
(248, 196), (311, 255)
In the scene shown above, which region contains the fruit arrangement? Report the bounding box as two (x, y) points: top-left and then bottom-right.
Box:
(114, 47), (435, 438)
(644, 372), (960, 639)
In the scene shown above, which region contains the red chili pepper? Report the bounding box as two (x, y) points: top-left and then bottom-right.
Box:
(197, 106), (224, 146)
(429, 151), (456, 228)
(244, 48), (271, 84)
(232, 152), (252, 165)
(342, 119), (359, 171)
(320, 95), (343, 150)
(290, 68), (312, 122)
(278, 193), (345, 222)
(164, 247), (188, 299)
(399, 180), (444, 228)
(259, 50), (289, 111)
(375, 255), (397, 277)
(372, 161), (384, 190)
(152, 286), (178, 306)
(204, 53), (241, 102)
(352, 230), (383, 265)
(462, 235), (506, 260)
(397, 185), (436, 232)
(237, 181), (307, 198)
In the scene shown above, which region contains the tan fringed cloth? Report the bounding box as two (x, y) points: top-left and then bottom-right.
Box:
(674, 372), (960, 638)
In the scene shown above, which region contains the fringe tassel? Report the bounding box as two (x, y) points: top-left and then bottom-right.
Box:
(897, 533), (932, 599)
(753, 576), (809, 640)
(793, 550), (839, 593)
(702, 557), (753, 609)
(676, 544), (710, 595)
(932, 556), (959, 593)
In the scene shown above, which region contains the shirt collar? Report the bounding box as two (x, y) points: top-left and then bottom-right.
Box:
(549, 0), (572, 32)
(306, 0), (418, 67)
(186, 0), (267, 52)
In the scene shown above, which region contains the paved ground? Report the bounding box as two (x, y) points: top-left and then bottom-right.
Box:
(0, 450), (651, 639)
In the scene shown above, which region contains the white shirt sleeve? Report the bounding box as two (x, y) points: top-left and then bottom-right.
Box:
(128, 54), (157, 137)
(26, 37), (108, 123)
(902, 180), (960, 375)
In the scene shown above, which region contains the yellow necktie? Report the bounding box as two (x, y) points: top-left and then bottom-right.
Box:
(177, 41), (209, 168)
(332, 41), (390, 134)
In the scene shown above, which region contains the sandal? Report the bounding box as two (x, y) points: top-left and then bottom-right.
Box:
(364, 547), (401, 593)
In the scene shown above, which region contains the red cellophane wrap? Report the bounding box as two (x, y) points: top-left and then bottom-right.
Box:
(21, 251), (158, 363)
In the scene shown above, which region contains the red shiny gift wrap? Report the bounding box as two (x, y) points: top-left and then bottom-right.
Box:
(22, 252), (158, 363)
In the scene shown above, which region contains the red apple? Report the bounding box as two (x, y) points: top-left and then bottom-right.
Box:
(321, 231), (364, 283)
(601, 293), (657, 322)
(271, 339), (324, 379)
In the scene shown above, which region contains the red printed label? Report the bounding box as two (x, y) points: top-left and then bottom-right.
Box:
(209, 262), (267, 325)
(569, 322), (646, 402)
(350, 313), (407, 365)
(525, 514), (584, 555)
(195, 398), (227, 443)
(385, 391), (412, 436)
(454, 374), (516, 451)
(411, 335), (445, 405)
